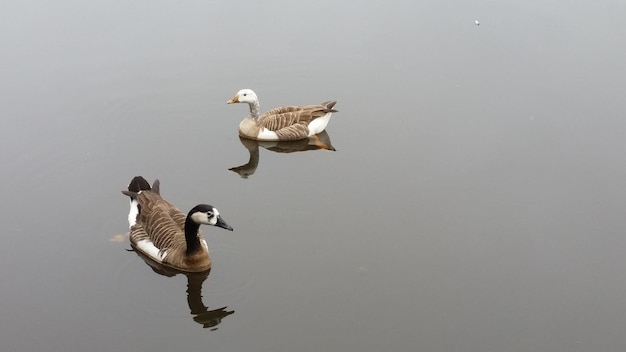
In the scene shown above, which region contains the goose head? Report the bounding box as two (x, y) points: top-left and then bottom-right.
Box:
(227, 89), (258, 105)
(188, 204), (233, 231)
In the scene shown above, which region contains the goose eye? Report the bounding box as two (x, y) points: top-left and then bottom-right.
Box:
(206, 211), (213, 218)
(243, 93), (247, 97)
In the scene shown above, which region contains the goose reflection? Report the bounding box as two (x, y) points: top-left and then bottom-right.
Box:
(230, 130), (336, 178)
(129, 248), (235, 330)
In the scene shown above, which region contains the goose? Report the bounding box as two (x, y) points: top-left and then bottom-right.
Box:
(122, 176), (233, 272)
(226, 89), (338, 141)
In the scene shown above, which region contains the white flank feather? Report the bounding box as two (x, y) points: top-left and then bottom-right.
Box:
(128, 199), (139, 228)
(257, 128), (279, 141)
(307, 113), (332, 136)
(136, 239), (166, 263)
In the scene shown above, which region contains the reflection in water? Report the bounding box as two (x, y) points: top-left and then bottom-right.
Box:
(230, 131), (336, 178)
(129, 249), (234, 330)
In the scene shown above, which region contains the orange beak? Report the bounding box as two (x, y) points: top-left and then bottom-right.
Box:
(226, 94), (239, 104)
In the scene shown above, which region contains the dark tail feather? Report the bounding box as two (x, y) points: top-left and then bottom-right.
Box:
(122, 176), (152, 198)
(321, 101), (338, 113)
(128, 176), (151, 192)
(151, 179), (160, 195)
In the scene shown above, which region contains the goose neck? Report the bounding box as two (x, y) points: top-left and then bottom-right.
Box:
(184, 217), (202, 254)
(248, 100), (260, 120)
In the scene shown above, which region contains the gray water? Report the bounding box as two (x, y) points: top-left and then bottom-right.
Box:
(2, 1), (626, 351)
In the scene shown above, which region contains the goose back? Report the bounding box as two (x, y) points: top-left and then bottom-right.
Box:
(130, 190), (210, 271)
(239, 101), (337, 141)
(261, 102), (336, 129)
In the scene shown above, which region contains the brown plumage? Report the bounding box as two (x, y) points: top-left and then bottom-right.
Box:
(122, 177), (233, 272)
(227, 89), (338, 141)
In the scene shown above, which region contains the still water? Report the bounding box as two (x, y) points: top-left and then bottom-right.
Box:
(2, 1), (626, 351)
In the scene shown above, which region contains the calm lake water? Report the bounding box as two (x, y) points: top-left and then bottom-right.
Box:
(2, 1), (626, 351)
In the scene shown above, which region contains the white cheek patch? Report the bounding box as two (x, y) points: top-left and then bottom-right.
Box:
(136, 239), (166, 263)
(190, 212), (209, 224)
(190, 209), (220, 225)
(307, 113), (332, 136)
(209, 208), (220, 225)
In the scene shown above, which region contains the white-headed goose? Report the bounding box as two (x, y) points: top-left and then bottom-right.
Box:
(227, 89), (338, 141)
(122, 176), (233, 272)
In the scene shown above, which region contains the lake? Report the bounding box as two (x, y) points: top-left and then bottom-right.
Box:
(2, 1), (626, 351)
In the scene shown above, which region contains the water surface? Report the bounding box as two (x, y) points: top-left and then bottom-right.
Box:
(2, 1), (626, 351)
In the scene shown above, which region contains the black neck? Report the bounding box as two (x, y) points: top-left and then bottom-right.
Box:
(184, 217), (202, 254)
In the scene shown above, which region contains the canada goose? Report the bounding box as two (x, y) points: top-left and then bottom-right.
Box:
(226, 89), (338, 141)
(122, 176), (233, 272)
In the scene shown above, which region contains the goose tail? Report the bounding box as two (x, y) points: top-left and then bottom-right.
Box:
(321, 101), (338, 113)
(122, 176), (153, 228)
(125, 176), (151, 194)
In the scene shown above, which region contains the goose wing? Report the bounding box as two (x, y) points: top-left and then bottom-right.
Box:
(272, 122), (310, 141)
(260, 103), (335, 129)
(257, 102), (336, 140)
(131, 191), (187, 255)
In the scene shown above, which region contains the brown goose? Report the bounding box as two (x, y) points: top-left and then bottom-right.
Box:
(122, 176), (233, 272)
(226, 89), (338, 141)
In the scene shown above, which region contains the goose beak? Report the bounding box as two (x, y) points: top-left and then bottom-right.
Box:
(226, 94), (239, 104)
(216, 217), (233, 231)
